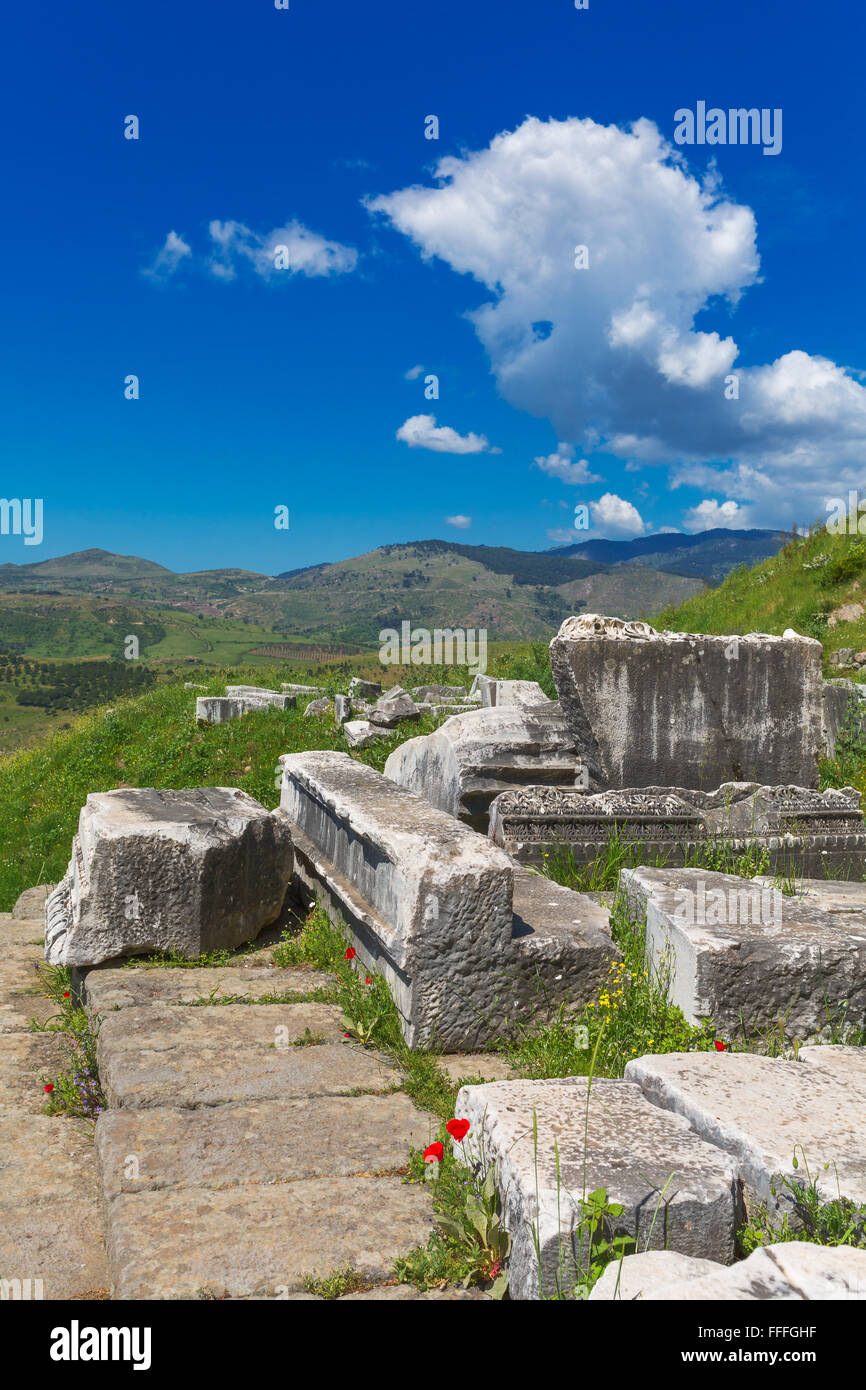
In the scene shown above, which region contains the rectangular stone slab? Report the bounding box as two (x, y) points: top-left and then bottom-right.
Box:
(95, 1093), (438, 1201)
(104, 1177), (435, 1299)
(454, 1076), (739, 1301)
(640, 1242), (866, 1301)
(549, 614), (823, 790)
(44, 786), (293, 968)
(620, 865), (866, 1039)
(85, 964), (334, 1013)
(489, 782), (866, 879)
(281, 751), (618, 1049)
(280, 750), (515, 1049)
(96, 1003), (399, 1108)
(625, 1051), (866, 1220)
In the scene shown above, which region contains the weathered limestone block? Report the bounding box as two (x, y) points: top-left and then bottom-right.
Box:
(549, 614), (824, 790)
(453, 1076), (739, 1301)
(589, 1250), (723, 1300)
(480, 679), (551, 709)
(304, 697), (334, 717)
(489, 782), (866, 877)
(281, 683), (325, 696)
(348, 677), (382, 699)
(342, 719), (386, 748)
(640, 1242), (866, 1301)
(334, 694), (351, 724)
(620, 866), (866, 1039)
(196, 692), (295, 723)
(383, 704), (586, 833)
(369, 690), (419, 727)
(625, 1050), (866, 1219)
(279, 752), (617, 1048)
(592, 1244), (866, 1300)
(412, 684), (466, 702)
(44, 787), (293, 968)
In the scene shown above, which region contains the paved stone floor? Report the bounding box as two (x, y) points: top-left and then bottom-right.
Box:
(1, 887), (497, 1301)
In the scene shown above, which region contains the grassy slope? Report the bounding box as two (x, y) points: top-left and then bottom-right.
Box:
(653, 525), (866, 659)
(0, 651), (550, 911)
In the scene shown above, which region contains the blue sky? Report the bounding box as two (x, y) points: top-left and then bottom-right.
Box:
(2, 0), (863, 574)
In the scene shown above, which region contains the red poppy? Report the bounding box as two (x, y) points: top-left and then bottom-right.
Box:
(423, 1142), (444, 1164)
(714, 1040), (728, 1052)
(44, 1083), (54, 1093)
(343, 1032), (351, 1039)
(63, 991), (70, 999)
(365, 976), (371, 985)
(344, 947), (356, 961)
(446, 1118), (470, 1142)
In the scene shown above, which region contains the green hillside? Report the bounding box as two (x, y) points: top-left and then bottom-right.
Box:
(653, 525), (866, 669)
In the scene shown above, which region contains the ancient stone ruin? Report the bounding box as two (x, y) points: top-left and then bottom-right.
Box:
(19, 612), (866, 1300)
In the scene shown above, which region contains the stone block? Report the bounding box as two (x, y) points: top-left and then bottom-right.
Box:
(454, 1076), (739, 1301)
(44, 787), (293, 968)
(640, 1242), (866, 1300)
(334, 693), (351, 724)
(304, 697), (334, 717)
(96, 1002), (398, 1108)
(620, 866), (866, 1039)
(589, 1250), (723, 1300)
(279, 752), (618, 1048)
(822, 679), (866, 757)
(625, 1050), (866, 1217)
(549, 614), (824, 790)
(343, 719), (386, 748)
(348, 677), (382, 699)
(368, 691), (420, 727)
(480, 679), (550, 709)
(488, 782), (866, 877)
(84, 963), (333, 1012)
(412, 684), (467, 702)
(384, 704), (585, 833)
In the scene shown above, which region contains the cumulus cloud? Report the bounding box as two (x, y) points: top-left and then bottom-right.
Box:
(532, 444), (601, 485)
(682, 498), (745, 531)
(368, 115), (866, 527)
(207, 219), (358, 281)
(142, 230), (192, 282)
(445, 514), (472, 529)
(404, 364), (425, 380)
(396, 414), (500, 454)
(590, 493), (646, 538)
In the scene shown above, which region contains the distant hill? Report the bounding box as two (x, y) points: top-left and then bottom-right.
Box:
(0, 529), (787, 647)
(548, 528), (788, 585)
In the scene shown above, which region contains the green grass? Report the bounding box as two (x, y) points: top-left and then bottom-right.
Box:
(654, 522), (866, 671)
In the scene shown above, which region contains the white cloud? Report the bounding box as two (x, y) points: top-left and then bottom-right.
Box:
(532, 444), (601, 485)
(207, 219), (357, 281)
(590, 493), (646, 538)
(404, 364), (425, 380)
(142, 230), (192, 282)
(368, 115), (866, 528)
(681, 498), (745, 531)
(396, 414), (500, 454)
(445, 514), (472, 529)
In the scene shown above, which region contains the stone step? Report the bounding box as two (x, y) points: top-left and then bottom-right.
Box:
(454, 1075), (740, 1301)
(0, 1105), (110, 1299)
(104, 1176), (434, 1299)
(95, 1094), (437, 1200)
(0, 916), (46, 949)
(0, 1033), (67, 1111)
(85, 964), (334, 1013)
(96, 1004), (399, 1109)
(625, 1050), (866, 1219)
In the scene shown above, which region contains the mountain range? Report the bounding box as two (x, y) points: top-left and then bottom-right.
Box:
(0, 528), (790, 647)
